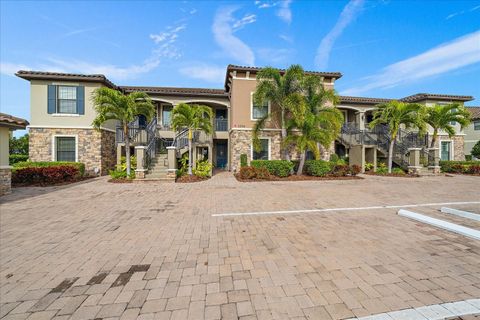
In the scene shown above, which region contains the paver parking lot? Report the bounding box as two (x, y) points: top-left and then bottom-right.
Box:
(1, 173), (479, 320)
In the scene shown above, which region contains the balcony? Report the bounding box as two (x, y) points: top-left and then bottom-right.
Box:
(215, 118), (228, 131)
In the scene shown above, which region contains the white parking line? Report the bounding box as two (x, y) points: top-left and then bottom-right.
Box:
(398, 209), (480, 240)
(211, 201), (480, 217)
(441, 207), (480, 222)
(350, 298), (480, 320)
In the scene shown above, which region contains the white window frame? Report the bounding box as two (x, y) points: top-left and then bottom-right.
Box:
(474, 120), (480, 131)
(251, 137), (271, 161)
(52, 134), (78, 162)
(250, 92), (271, 121)
(439, 139), (454, 161)
(56, 85), (78, 115)
(159, 103), (173, 128)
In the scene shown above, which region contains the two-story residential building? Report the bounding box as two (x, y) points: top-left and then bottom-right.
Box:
(16, 65), (474, 178)
(465, 107), (480, 159)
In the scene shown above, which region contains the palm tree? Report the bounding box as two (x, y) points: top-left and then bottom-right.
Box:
(253, 65), (305, 160)
(171, 103), (213, 175)
(425, 103), (471, 148)
(283, 93), (343, 175)
(369, 100), (426, 173)
(92, 87), (155, 176)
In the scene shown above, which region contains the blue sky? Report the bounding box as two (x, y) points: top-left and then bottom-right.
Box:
(1, 0), (480, 136)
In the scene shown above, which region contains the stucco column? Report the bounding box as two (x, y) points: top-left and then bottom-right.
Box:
(116, 144), (123, 169)
(134, 146), (146, 179)
(349, 145), (365, 173)
(0, 127), (12, 195)
(428, 147), (440, 174)
(408, 148), (421, 175)
(166, 146), (177, 179)
(356, 111), (365, 130)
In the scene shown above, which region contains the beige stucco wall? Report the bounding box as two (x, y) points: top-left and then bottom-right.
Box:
(464, 120), (480, 156)
(29, 80), (117, 130)
(0, 127), (10, 167)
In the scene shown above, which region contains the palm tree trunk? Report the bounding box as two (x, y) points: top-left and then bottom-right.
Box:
(124, 123), (131, 176)
(188, 129), (193, 176)
(430, 129), (437, 148)
(388, 139), (395, 174)
(281, 108), (289, 161)
(297, 151), (306, 175)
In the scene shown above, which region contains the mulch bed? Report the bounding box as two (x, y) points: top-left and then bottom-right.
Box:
(364, 171), (419, 178)
(176, 175), (209, 183)
(13, 176), (94, 187)
(235, 174), (363, 182)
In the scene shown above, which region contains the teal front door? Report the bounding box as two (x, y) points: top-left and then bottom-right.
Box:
(441, 141), (451, 161)
(215, 142), (227, 169)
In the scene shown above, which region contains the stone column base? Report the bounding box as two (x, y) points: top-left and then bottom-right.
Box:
(135, 169), (146, 179)
(408, 166), (422, 175)
(167, 169), (177, 179)
(428, 166), (441, 174)
(0, 167), (12, 196)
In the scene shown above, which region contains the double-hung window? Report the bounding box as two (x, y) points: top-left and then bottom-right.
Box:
(251, 94), (269, 120)
(57, 86), (77, 114)
(474, 120), (480, 131)
(252, 138), (269, 160)
(56, 137), (76, 162)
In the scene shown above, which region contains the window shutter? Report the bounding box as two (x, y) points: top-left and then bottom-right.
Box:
(76, 86), (85, 115)
(47, 85), (56, 114)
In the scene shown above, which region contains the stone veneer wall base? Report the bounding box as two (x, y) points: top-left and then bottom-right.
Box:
(0, 168), (11, 196)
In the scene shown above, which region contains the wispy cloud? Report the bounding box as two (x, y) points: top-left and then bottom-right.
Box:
(279, 34), (293, 43)
(2, 23), (187, 80)
(342, 31), (480, 95)
(179, 64), (225, 83)
(257, 48), (295, 64)
(255, 1), (276, 9)
(232, 14), (257, 31)
(446, 4), (480, 20)
(212, 7), (255, 66)
(276, 0), (292, 24)
(314, 0), (364, 69)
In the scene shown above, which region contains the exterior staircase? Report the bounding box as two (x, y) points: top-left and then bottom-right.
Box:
(144, 153), (174, 181)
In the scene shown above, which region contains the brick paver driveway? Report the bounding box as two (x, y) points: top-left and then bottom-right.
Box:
(1, 173), (479, 320)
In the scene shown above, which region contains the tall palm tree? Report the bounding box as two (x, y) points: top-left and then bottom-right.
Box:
(283, 93), (343, 175)
(253, 65), (305, 160)
(425, 103), (471, 148)
(369, 100), (426, 173)
(92, 87), (155, 176)
(171, 103), (213, 175)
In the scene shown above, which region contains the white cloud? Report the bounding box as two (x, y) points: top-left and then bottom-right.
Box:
(341, 31), (480, 96)
(179, 64), (225, 83)
(279, 34), (293, 43)
(314, 0), (364, 69)
(257, 48), (295, 64)
(446, 4), (480, 20)
(276, 0), (292, 24)
(212, 7), (255, 66)
(232, 14), (257, 31)
(0, 62), (32, 76)
(2, 23), (187, 80)
(255, 1), (277, 9)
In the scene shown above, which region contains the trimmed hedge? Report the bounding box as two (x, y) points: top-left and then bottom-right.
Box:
(9, 154), (28, 165)
(305, 160), (360, 177)
(250, 160), (294, 177)
(14, 161), (85, 177)
(239, 166), (270, 180)
(440, 160), (480, 174)
(12, 165), (81, 185)
(240, 154), (248, 168)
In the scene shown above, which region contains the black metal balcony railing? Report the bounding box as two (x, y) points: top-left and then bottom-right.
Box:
(215, 118), (228, 131)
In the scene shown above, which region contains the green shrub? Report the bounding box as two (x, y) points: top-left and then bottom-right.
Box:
(465, 155), (472, 161)
(392, 168), (406, 175)
(240, 154), (248, 168)
(14, 161), (85, 177)
(250, 160), (293, 177)
(119, 156), (137, 171)
(375, 162), (388, 175)
(9, 154), (28, 165)
(364, 162), (374, 172)
(305, 160), (332, 177)
(329, 154), (339, 163)
(471, 140), (480, 158)
(193, 160), (212, 178)
(109, 169), (135, 179)
(440, 160), (480, 173)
